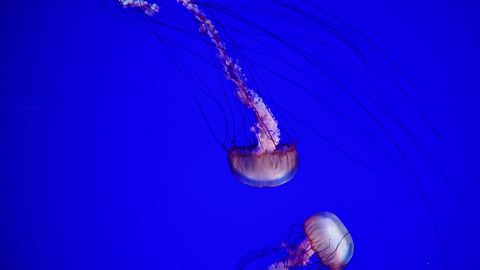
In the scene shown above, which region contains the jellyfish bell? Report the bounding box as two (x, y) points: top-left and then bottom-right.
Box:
(228, 144), (298, 188)
(304, 212), (354, 270)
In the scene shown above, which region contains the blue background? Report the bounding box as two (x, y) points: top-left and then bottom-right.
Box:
(1, 0), (479, 269)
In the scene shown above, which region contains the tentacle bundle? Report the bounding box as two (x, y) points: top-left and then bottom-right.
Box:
(177, 0), (280, 152)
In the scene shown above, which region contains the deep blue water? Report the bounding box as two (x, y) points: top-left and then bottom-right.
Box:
(2, 1), (480, 269)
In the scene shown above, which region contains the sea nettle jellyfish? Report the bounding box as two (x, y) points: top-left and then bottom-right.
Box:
(177, 0), (298, 187)
(270, 212), (353, 270)
(239, 212), (353, 270)
(118, 0), (298, 187)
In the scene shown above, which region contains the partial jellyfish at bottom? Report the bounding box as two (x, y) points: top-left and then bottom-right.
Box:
(240, 212), (353, 270)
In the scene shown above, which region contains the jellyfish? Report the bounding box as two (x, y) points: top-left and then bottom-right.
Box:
(175, 0), (299, 187)
(268, 212), (353, 270)
(117, 0), (298, 187)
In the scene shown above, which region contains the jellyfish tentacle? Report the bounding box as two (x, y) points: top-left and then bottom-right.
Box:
(117, 0), (159, 16)
(269, 239), (316, 270)
(177, 0), (280, 152)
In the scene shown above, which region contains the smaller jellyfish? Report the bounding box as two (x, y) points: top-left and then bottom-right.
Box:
(269, 212), (354, 270)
